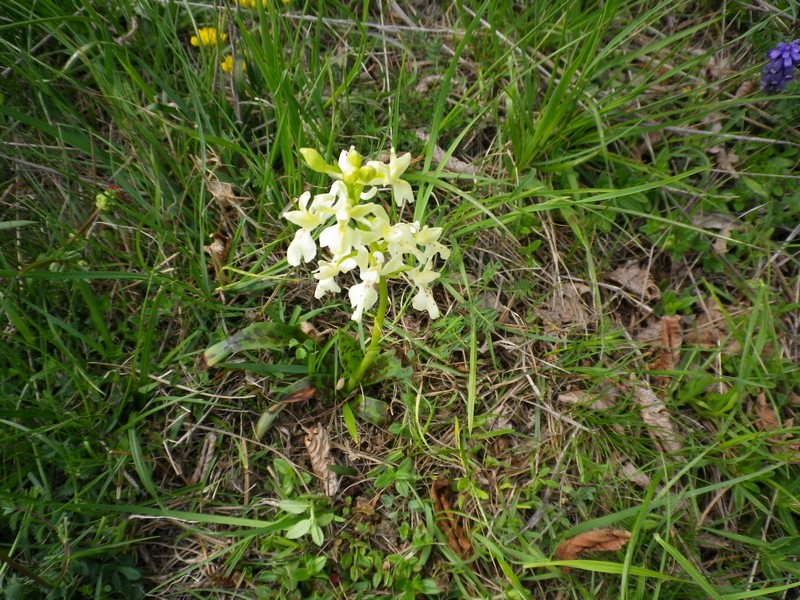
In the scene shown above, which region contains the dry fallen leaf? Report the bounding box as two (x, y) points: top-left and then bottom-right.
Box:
(207, 179), (241, 208)
(691, 213), (739, 254)
(754, 393), (779, 433)
(703, 53), (731, 81)
(660, 316), (682, 364)
(707, 145), (739, 179)
(632, 383), (683, 453)
(299, 321), (325, 344)
(416, 74), (446, 94)
(735, 79), (758, 98)
(304, 424), (340, 497)
(607, 262), (660, 301)
(555, 529), (631, 570)
(204, 232), (230, 263)
(194, 150), (247, 214)
(282, 384), (318, 405)
(684, 302), (734, 349)
(633, 319), (665, 343)
(204, 231), (231, 285)
(189, 433), (217, 485)
(558, 388), (617, 411)
(431, 479), (474, 567)
(620, 462), (651, 488)
(414, 129), (478, 175)
(750, 395), (800, 460)
(653, 316), (682, 387)
(536, 282), (594, 328)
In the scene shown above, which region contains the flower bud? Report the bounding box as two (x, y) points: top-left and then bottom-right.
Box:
(300, 148), (340, 176)
(345, 148), (363, 170)
(358, 165), (377, 183)
(95, 192), (114, 212)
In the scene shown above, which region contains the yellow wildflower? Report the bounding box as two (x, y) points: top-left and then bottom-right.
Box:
(190, 27), (227, 47)
(221, 55), (246, 73)
(236, 0), (289, 7)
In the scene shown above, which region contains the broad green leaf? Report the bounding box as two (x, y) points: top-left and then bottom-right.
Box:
(337, 330), (361, 374)
(285, 518), (312, 539)
(255, 407), (283, 440)
(352, 395), (388, 426)
(278, 499), (309, 515)
(342, 401), (359, 444)
(0, 220), (35, 230)
(310, 523), (324, 546)
(202, 322), (312, 367)
(362, 349), (413, 386)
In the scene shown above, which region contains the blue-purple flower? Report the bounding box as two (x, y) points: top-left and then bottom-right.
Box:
(762, 39), (800, 93)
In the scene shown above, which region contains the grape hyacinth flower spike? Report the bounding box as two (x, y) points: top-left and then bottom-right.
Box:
(762, 39), (800, 93)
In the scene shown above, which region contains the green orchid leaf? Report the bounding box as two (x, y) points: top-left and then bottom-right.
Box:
(202, 322), (312, 368)
(362, 349), (413, 386)
(0, 220), (35, 230)
(255, 406), (283, 440)
(351, 394), (389, 426)
(342, 401), (359, 444)
(337, 330), (362, 374)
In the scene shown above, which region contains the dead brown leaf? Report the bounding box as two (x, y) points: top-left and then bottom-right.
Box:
(299, 321), (325, 344)
(691, 213), (739, 254)
(707, 145), (739, 179)
(607, 262), (660, 301)
(558, 387), (617, 411)
(683, 301), (740, 354)
(653, 316), (682, 391)
(703, 54), (731, 81)
(784, 440), (800, 455)
(189, 433), (217, 485)
(555, 529), (632, 570)
(633, 319), (665, 343)
(304, 424), (340, 497)
(656, 315), (682, 370)
(431, 479), (473, 567)
(415, 74), (445, 94)
(194, 150), (247, 217)
(414, 129), (478, 175)
(282, 384), (318, 404)
(536, 282), (594, 327)
(632, 383), (683, 453)
(754, 393), (779, 433)
(660, 315), (682, 352)
(203, 231), (231, 285)
(734, 79), (758, 98)
(207, 180), (241, 208)
(752, 393), (800, 459)
(620, 462), (651, 488)
(204, 232), (230, 263)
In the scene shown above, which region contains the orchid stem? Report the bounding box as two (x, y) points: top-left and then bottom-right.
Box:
(346, 276), (388, 392)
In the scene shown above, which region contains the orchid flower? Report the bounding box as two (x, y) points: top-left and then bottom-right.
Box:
(284, 146), (450, 391)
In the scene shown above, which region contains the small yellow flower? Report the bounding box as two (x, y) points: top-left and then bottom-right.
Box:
(190, 27), (227, 47)
(221, 55), (246, 73)
(236, 0), (289, 7)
